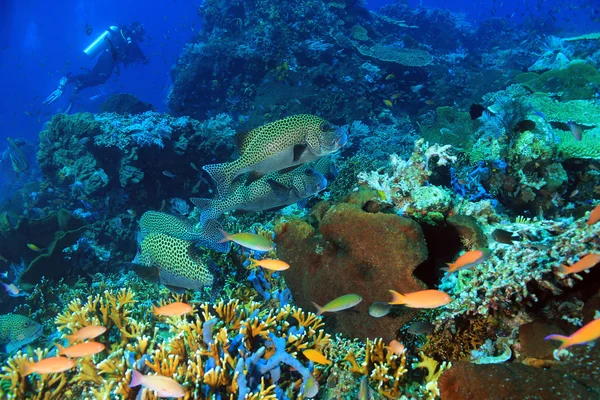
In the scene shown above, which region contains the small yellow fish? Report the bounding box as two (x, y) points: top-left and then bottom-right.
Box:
(383, 99), (393, 107)
(359, 376), (369, 400)
(303, 349), (331, 365)
(385, 74), (395, 80)
(312, 294), (362, 316)
(27, 243), (43, 252)
(3, 283), (20, 296)
(219, 230), (274, 252)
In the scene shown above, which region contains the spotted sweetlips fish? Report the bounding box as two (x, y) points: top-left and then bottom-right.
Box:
(0, 313), (42, 353)
(134, 232), (214, 291)
(202, 114), (347, 196)
(191, 157), (336, 223)
(139, 211), (228, 253)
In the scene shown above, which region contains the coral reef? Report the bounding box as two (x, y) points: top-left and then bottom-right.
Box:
(3, 2), (600, 400)
(275, 201), (428, 340)
(438, 346), (600, 399)
(357, 138), (457, 222)
(0, 289), (338, 399)
(98, 94), (154, 115)
(438, 213), (600, 322)
(0, 209), (87, 288)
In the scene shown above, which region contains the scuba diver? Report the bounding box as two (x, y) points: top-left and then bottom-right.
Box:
(43, 22), (148, 112)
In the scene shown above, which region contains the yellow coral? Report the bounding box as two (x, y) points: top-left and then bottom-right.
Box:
(342, 338), (408, 399)
(416, 352), (452, 400)
(1, 290), (335, 399)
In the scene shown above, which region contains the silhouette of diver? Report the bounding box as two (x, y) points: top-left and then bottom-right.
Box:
(43, 22), (148, 113)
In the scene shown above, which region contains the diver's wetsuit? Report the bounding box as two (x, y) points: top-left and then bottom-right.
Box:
(70, 26), (147, 97)
(43, 23), (148, 111)
(68, 50), (117, 94)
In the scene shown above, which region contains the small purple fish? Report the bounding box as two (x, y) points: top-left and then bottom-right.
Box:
(162, 170), (176, 179)
(568, 121), (582, 141)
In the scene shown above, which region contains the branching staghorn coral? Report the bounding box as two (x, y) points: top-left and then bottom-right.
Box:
(0, 291), (334, 399)
(415, 352), (452, 400)
(342, 338), (408, 399)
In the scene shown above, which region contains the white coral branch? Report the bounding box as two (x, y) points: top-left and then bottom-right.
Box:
(425, 143), (457, 166)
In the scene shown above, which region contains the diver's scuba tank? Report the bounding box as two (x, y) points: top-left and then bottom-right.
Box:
(83, 26), (119, 58)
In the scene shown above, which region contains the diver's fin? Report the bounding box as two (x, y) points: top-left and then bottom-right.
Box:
(203, 163), (233, 197)
(245, 170), (265, 186)
(267, 179), (290, 202)
(190, 197), (222, 223)
(293, 144), (308, 162)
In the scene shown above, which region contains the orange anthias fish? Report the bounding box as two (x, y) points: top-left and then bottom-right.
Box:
(248, 258), (290, 271)
(588, 204), (600, 226)
(129, 370), (186, 398)
(153, 302), (193, 317)
(443, 249), (491, 273)
(559, 254), (600, 275)
(545, 317), (600, 350)
(56, 341), (105, 358)
(67, 325), (107, 343)
(23, 356), (75, 376)
(387, 340), (405, 355)
(303, 349), (331, 365)
(388, 289), (452, 309)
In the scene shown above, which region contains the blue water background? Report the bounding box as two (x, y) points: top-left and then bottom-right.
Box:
(0, 0), (597, 145)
